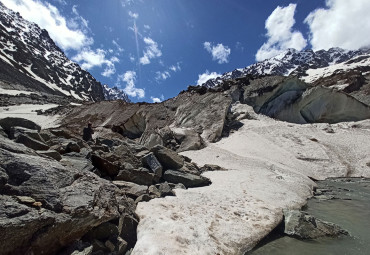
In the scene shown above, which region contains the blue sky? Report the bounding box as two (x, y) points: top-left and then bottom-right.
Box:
(2, 0), (370, 102)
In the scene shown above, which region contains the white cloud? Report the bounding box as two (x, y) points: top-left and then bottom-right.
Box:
(305, 0), (370, 51)
(144, 24), (151, 30)
(128, 11), (139, 19)
(196, 70), (221, 85)
(53, 0), (66, 5)
(204, 42), (231, 64)
(256, 4), (307, 61)
(72, 49), (119, 77)
(139, 37), (162, 65)
(151, 95), (164, 103)
(117, 71), (145, 98)
(155, 71), (171, 81)
(2, 0), (93, 51)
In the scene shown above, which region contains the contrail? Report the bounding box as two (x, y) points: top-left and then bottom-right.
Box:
(133, 19), (142, 88)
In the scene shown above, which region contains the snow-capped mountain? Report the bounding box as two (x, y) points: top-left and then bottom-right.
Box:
(0, 2), (128, 102)
(203, 47), (370, 88)
(103, 85), (130, 102)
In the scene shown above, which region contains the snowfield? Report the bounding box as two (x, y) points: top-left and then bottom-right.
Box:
(133, 105), (370, 254)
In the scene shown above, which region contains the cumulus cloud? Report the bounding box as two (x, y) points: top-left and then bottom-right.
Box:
(117, 71), (145, 98)
(196, 70), (221, 85)
(204, 42), (231, 64)
(2, 0), (93, 51)
(305, 0), (370, 51)
(256, 4), (307, 61)
(72, 49), (119, 77)
(139, 37), (162, 65)
(151, 95), (164, 103)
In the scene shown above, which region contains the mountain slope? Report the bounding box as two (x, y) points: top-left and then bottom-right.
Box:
(0, 2), (128, 103)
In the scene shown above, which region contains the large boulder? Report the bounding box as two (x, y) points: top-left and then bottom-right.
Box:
(0, 117), (41, 134)
(9, 126), (44, 142)
(115, 168), (156, 186)
(283, 210), (349, 239)
(150, 145), (184, 170)
(15, 134), (50, 151)
(163, 170), (211, 188)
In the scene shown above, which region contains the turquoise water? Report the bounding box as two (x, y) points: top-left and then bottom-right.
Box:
(248, 178), (370, 255)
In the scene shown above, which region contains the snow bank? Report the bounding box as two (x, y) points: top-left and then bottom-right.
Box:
(133, 109), (370, 254)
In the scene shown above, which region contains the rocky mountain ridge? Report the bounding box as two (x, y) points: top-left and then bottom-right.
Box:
(0, 2), (128, 104)
(203, 47), (370, 90)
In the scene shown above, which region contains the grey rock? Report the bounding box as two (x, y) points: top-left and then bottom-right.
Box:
(141, 152), (163, 177)
(49, 129), (74, 139)
(15, 134), (50, 151)
(9, 126), (44, 143)
(0, 134), (37, 155)
(148, 185), (161, 198)
(155, 182), (175, 197)
(60, 156), (94, 172)
(0, 117), (41, 133)
(283, 210), (349, 239)
(66, 141), (81, 153)
(113, 181), (148, 198)
(115, 168), (156, 186)
(150, 145), (184, 170)
(91, 153), (119, 177)
(163, 170), (211, 188)
(37, 150), (62, 161)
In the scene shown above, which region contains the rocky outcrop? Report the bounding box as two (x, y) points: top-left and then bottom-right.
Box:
(283, 210), (349, 239)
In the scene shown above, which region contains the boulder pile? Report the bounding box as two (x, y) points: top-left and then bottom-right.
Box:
(0, 117), (213, 254)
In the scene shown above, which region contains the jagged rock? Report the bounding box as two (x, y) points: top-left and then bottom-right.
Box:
(0, 117), (41, 133)
(49, 129), (74, 139)
(66, 141), (81, 153)
(180, 161), (201, 175)
(15, 133), (50, 151)
(283, 210), (349, 239)
(37, 149), (62, 161)
(163, 170), (212, 188)
(115, 168), (156, 186)
(60, 156), (95, 172)
(113, 181), (148, 199)
(151, 145), (184, 170)
(58, 240), (93, 255)
(9, 126), (44, 142)
(118, 214), (138, 248)
(91, 239), (109, 253)
(155, 182), (175, 197)
(141, 152), (163, 177)
(90, 145), (110, 152)
(0, 135), (37, 155)
(148, 185), (161, 198)
(39, 130), (53, 142)
(91, 153), (119, 177)
(172, 128), (204, 152)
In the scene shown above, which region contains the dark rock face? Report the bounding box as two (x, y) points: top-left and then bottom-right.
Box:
(15, 134), (50, 151)
(283, 210), (349, 239)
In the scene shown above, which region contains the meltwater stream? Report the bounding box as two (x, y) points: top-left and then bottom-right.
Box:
(249, 178), (370, 255)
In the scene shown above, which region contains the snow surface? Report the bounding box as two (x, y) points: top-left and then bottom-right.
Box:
(0, 88), (39, 96)
(133, 104), (370, 254)
(303, 55), (370, 83)
(0, 104), (61, 129)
